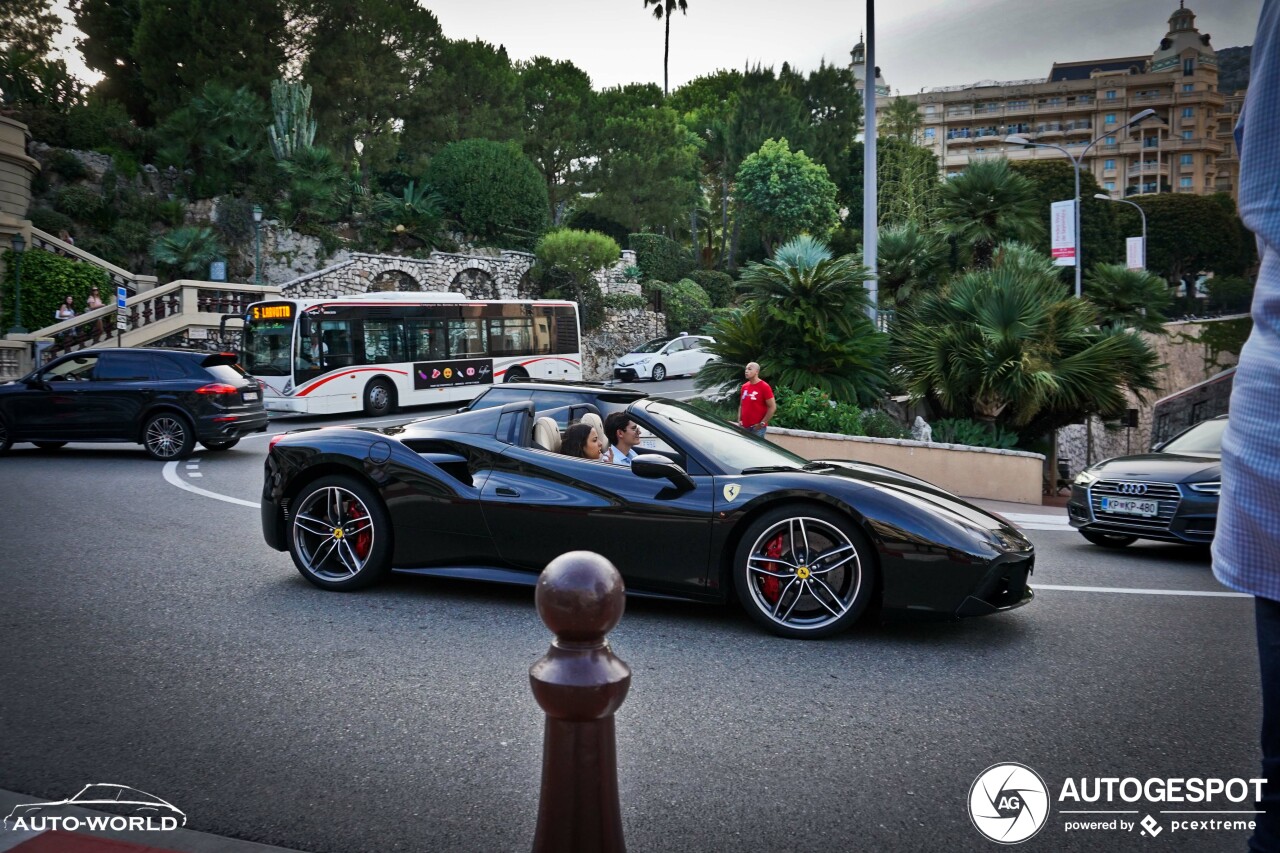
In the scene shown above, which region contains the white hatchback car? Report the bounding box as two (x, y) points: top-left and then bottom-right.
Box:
(612, 334), (717, 382)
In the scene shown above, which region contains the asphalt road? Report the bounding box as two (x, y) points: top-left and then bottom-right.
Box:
(0, 381), (1262, 853)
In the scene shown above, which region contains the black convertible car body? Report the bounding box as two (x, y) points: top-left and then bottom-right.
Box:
(262, 393), (1034, 638)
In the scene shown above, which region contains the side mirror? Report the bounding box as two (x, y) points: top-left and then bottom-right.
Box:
(24, 376), (51, 390)
(1151, 441), (1166, 452)
(632, 454), (694, 492)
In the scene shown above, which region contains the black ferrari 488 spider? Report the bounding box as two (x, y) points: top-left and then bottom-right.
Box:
(261, 388), (1034, 638)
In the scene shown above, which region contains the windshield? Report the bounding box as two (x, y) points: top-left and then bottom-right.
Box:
(242, 318), (294, 377)
(1160, 418), (1226, 455)
(632, 338), (670, 354)
(636, 399), (808, 473)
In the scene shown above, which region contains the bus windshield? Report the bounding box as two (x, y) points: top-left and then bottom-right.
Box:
(242, 317), (295, 377)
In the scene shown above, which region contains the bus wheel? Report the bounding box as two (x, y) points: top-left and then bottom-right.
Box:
(363, 379), (396, 417)
(504, 366), (528, 384)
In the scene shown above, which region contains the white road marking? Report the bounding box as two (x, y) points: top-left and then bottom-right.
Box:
(1021, 523), (1076, 531)
(163, 461), (260, 509)
(188, 472), (203, 478)
(1035, 584), (1248, 598)
(1002, 512), (1070, 524)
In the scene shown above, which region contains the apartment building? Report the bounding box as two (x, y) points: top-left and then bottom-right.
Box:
(877, 4), (1241, 200)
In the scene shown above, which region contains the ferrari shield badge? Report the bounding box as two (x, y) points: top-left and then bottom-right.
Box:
(722, 484), (741, 502)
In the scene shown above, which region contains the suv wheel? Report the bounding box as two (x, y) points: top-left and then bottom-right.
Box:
(143, 412), (195, 460)
(0, 418), (12, 455)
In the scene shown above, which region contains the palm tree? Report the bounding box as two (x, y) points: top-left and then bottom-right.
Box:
(372, 180), (447, 249)
(150, 227), (223, 280)
(697, 236), (888, 404)
(881, 97), (922, 142)
(644, 0), (688, 97)
(893, 243), (1160, 437)
(1084, 263), (1172, 334)
(877, 222), (949, 307)
(936, 158), (1042, 269)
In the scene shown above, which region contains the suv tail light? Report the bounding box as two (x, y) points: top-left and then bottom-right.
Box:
(196, 383), (240, 395)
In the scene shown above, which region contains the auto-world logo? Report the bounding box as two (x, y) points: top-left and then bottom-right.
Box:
(969, 763), (1050, 844)
(4, 784), (186, 832)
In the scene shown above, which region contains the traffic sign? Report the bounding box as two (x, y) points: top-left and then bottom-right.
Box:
(116, 286), (127, 309)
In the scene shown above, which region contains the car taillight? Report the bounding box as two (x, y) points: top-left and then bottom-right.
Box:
(196, 383), (240, 395)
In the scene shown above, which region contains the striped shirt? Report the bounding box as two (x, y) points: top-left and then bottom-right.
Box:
(1213, 0), (1280, 601)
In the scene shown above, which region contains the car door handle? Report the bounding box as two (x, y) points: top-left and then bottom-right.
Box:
(495, 486), (520, 497)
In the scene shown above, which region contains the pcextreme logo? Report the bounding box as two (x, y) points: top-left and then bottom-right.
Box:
(969, 763), (1051, 844)
(4, 783), (186, 833)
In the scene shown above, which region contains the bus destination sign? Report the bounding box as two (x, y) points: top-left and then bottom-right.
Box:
(250, 302), (294, 322)
(414, 358), (493, 391)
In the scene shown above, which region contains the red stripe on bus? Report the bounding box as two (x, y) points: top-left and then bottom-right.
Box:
(495, 356), (582, 377)
(297, 367), (409, 396)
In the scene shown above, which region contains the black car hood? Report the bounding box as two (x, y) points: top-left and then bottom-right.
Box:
(1091, 452), (1220, 483)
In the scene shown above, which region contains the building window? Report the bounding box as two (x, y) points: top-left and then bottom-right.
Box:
(1106, 90), (1117, 99)
(1180, 176), (1193, 187)
(1104, 159), (1116, 170)
(925, 105), (936, 115)
(924, 128), (936, 140)
(1180, 153), (1193, 166)
(1144, 137), (1159, 148)
(1106, 136), (1116, 144)
(1182, 107), (1195, 118)
(1182, 130), (1193, 140)
(1105, 113), (1117, 124)
(1183, 58), (1195, 76)
(1182, 83), (1194, 92)
(1105, 181), (1116, 191)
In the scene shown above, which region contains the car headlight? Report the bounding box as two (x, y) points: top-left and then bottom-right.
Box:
(1188, 481), (1221, 495)
(1074, 469), (1100, 486)
(635, 357), (651, 365)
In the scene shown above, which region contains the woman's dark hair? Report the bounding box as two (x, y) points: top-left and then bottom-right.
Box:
(561, 423), (596, 459)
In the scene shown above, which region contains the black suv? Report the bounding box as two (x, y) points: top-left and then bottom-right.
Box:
(0, 348), (268, 460)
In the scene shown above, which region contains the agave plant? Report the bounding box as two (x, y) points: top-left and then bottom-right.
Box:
(371, 180), (446, 249)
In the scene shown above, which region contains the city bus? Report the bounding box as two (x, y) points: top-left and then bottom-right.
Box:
(235, 293), (581, 416)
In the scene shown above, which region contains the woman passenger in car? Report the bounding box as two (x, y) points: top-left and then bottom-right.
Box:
(561, 423), (604, 461)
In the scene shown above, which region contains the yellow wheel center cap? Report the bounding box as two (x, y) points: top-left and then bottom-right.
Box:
(334, 528), (344, 539)
(796, 566), (811, 580)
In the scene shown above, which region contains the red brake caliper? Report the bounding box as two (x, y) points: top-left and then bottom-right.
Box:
(347, 500), (371, 560)
(761, 534), (785, 603)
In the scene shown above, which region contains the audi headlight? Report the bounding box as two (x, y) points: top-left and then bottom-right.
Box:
(1074, 469), (1100, 486)
(1188, 481), (1221, 496)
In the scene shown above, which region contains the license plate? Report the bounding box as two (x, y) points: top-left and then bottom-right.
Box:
(1101, 497), (1159, 517)
(243, 390), (259, 401)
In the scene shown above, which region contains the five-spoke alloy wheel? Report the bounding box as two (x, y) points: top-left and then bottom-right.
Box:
(288, 476), (391, 590)
(733, 506), (876, 638)
(650, 363), (667, 382)
(143, 413), (195, 460)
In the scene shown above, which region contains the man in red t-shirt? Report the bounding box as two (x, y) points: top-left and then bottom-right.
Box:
(738, 362), (776, 437)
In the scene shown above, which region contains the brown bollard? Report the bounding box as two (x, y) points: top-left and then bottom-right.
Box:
(529, 551), (631, 853)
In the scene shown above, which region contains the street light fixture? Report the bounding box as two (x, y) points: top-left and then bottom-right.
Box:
(8, 232), (27, 335)
(252, 204), (263, 285)
(1004, 108), (1159, 298)
(1094, 192), (1147, 270)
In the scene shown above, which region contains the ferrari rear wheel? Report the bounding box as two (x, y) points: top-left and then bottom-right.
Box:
(1081, 530), (1138, 548)
(288, 475), (392, 590)
(733, 505), (875, 639)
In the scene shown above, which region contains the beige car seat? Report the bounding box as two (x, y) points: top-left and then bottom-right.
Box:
(532, 417), (561, 452)
(578, 412), (608, 452)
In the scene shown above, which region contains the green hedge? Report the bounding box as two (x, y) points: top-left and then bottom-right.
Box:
(772, 387), (909, 439)
(688, 269), (735, 308)
(930, 418), (1020, 450)
(655, 278), (712, 336)
(629, 233), (694, 283)
(426, 139), (549, 245)
(2, 249), (110, 331)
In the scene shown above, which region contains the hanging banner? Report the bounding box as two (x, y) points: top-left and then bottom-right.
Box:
(1126, 236), (1146, 270)
(1051, 200), (1076, 267)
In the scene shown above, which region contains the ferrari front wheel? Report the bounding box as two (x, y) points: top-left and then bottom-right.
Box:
(733, 505), (876, 639)
(288, 475), (392, 590)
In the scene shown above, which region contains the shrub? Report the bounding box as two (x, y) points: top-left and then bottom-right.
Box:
(28, 207), (75, 237)
(629, 233), (694, 283)
(859, 409), (908, 439)
(46, 149), (89, 182)
(214, 196), (257, 248)
(603, 293), (646, 311)
(930, 418), (1020, 450)
(62, 99), (136, 151)
(534, 229), (620, 331)
(156, 200), (188, 227)
(656, 279), (712, 336)
(770, 387), (863, 434)
(150, 227), (224, 280)
(53, 185), (104, 220)
(688, 269), (736, 308)
(110, 219), (155, 256)
(1206, 275), (1254, 314)
(426, 139), (549, 245)
(1, 249), (109, 331)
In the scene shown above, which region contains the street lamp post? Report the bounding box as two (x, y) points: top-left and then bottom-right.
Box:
(1094, 193), (1147, 270)
(1004, 108), (1157, 298)
(8, 233), (27, 334)
(252, 204), (263, 285)
(862, 0), (878, 324)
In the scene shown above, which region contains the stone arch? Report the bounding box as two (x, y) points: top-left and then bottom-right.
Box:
(370, 269), (422, 292)
(452, 266), (498, 299)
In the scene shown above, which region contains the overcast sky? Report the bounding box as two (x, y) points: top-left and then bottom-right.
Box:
(51, 0), (1262, 96)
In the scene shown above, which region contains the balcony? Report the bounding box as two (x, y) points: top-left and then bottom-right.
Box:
(1064, 124), (1094, 136)
(1131, 91), (1173, 105)
(1128, 162), (1169, 176)
(945, 135), (974, 146)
